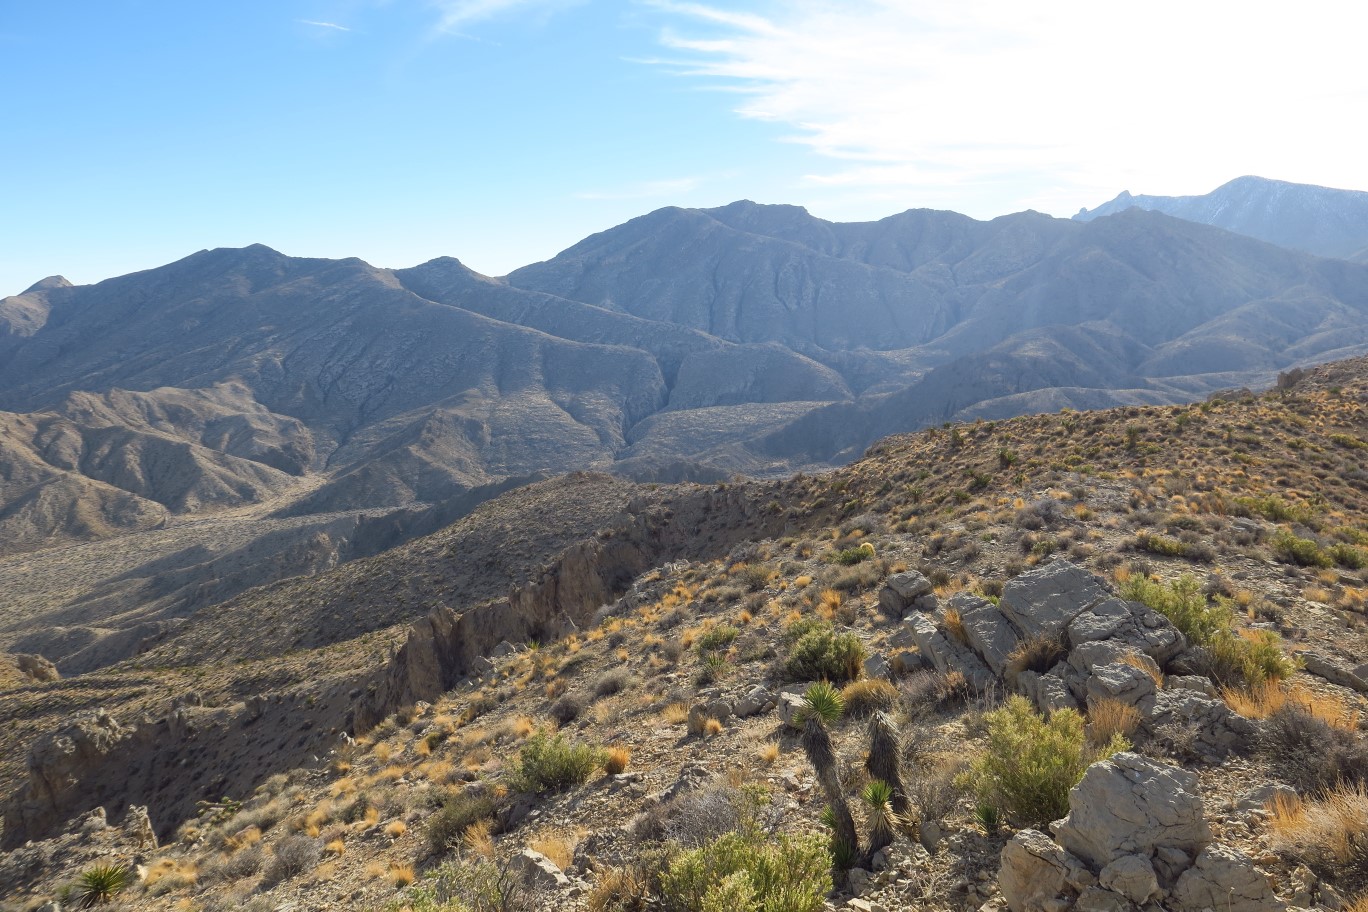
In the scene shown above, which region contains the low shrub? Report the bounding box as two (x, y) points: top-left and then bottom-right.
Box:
(428, 790), (498, 856)
(840, 678), (899, 718)
(1260, 704), (1368, 793)
(1271, 530), (1333, 568)
(1268, 783), (1368, 878)
(696, 626), (740, 653)
(784, 621), (865, 682)
(971, 695), (1126, 828)
(633, 781), (764, 848)
(1120, 574), (1294, 686)
(658, 830), (831, 912)
(512, 732), (604, 793)
(261, 835), (321, 887)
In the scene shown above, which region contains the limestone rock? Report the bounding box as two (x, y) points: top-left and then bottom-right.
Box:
(1171, 844), (1285, 912)
(1074, 887), (1137, 912)
(1066, 598), (1185, 666)
(1000, 561), (1109, 641)
(1098, 855), (1159, 904)
(957, 594), (1022, 677)
(1055, 753), (1211, 870)
(905, 612), (997, 693)
(863, 653), (891, 680)
(512, 848), (572, 889)
(999, 829), (1080, 912)
(779, 691), (808, 728)
(734, 685), (775, 717)
(1166, 675), (1216, 697)
(1300, 653), (1368, 693)
(123, 804), (157, 849)
(1017, 670), (1080, 714)
(1147, 690), (1255, 761)
(879, 571), (933, 616)
(1085, 663), (1157, 715)
(1236, 783), (1297, 814)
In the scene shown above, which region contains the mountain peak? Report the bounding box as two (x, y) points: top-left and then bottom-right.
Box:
(21, 275), (72, 295)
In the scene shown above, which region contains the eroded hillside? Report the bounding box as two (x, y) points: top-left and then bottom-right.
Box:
(3, 358), (1368, 912)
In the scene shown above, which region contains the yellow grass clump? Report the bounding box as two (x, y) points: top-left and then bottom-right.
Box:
(1087, 697), (1143, 744)
(603, 746), (631, 775)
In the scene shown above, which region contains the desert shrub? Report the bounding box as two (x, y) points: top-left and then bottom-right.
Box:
(512, 732), (604, 793)
(696, 626), (740, 653)
(428, 790), (498, 856)
(1261, 704), (1368, 793)
(391, 858), (543, 912)
(825, 561), (884, 592)
(199, 845), (265, 884)
(1232, 494), (1314, 525)
(550, 694), (585, 725)
(1268, 783), (1368, 878)
(971, 695), (1127, 828)
(734, 564), (774, 592)
(840, 678), (899, 718)
(1331, 543), (1368, 569)
(658, 830), (831, 912)
(1271, 530), (1334, 568)
(261, 835), (321, 887)
(1120, 574), (1294, 686)
(784, 621), (865, 683)
(830, 545), (873, 566)
(586, 863), (654, 912)
(633, 781), (763, 847)
(595, 671), (631, 698)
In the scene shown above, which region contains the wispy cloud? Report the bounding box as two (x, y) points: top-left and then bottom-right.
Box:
(298, 19), (352, 31)
(574, 176), (711, 201)
(428, 0), (576, 34)
(644, 0), (1368, 217)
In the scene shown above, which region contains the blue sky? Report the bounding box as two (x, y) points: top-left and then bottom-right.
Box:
(3, 1), (1366, 295)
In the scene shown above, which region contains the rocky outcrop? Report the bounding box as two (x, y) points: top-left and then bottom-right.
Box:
(13, 653), (59, 683)
(998, 753), (1281, 912)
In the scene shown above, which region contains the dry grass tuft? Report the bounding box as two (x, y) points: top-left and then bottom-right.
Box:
(661, 701), (690, 725)
(840, 678), (899, 718)
(942, 608), (967, 644)
(529, 832), (578, 870)
(1119, 652), (1164, 687)
(1268, 783), (1368, 875)
(463, 820), (495, 859)
(383, 820), (407, 839)
(758, 742), (780, 765)
(704, 718), (724, 736)
(388, 862), (416, 887)
(324, 837), (346, 856)
(1087, 698), (1143, 745)
(1221, 681), (1287, 719)
(603, 746), (631, 775)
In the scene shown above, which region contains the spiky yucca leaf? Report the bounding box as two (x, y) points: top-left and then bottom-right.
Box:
(75, 864), (130, 907)
(800, 681), (845, 725)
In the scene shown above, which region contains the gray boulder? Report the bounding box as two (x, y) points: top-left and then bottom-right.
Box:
(1301, 652), (1368, 693)
(1085, 663), (1157, 715)
(1073, 888), (1137, 912)
(734, 686), (775, 718)
(1066, 598), (1185, 665)
(1098, 854), (1159, 905)
(511, 848), (571, 889)
(1147, 690), (1255, 761)
(878, 571), (933, 616)
(1172, 844), (1285, 912)
(905, 612), (996, 694)
(1017, 670), (1080, 714)
(999, 829), (1088, 912)
(1000, 561), (1109, 641)
(1055, 753), (1211, 870)
(957, 594), (1023, 677)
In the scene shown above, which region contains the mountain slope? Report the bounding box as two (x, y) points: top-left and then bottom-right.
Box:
(1074, 175), (1368, 259)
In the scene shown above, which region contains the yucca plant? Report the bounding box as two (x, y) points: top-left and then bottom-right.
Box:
(801, 683), (859, 868)
(861, 779), (898, 860)
(798, 681), (845, 726)
(75, 863), (130, 907)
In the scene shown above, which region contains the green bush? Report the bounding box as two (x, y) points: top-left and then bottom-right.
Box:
(659, 831), (831, 912)
(830, 547), (871, 566)
(697, 625), (740, 652)
(1331, 543), (1368, 569)
(1271, 530), (1333, 568)
(1232, 495), (1314, 524)
(1120, 574), (1295, 686)
(427, 790), (498, 856)
(784, 621), (865, 682)
(971, 696), (1126, 827)
(512, 732), (604, 793)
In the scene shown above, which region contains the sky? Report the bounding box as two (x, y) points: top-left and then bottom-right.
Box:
(3, 0), (1367, 295)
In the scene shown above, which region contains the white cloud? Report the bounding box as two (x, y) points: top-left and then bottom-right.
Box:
(646, 0), (1368, 217)
(298, 19), (352, 31)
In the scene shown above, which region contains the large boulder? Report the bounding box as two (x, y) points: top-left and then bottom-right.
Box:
(957, 594), (1022, 677)
(1171, 844), (1285, 912)
(879, 571), (933, 617)
(1017, 670), (1080, 713)
(904, 612), (996, 694)
(1085, 663), (1158, 715)
(1066, 598), (1185, 665)
(1147, 690), (1255, 762)
(999, 829), (1088, 912)
(1000, 561), (1109, 641)
(1098, 854), (1159, 905)
(1055, 753), (1211, 870)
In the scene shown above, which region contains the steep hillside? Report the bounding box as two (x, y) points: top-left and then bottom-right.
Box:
(4, 357), (1368, 912)
(1075, 175), (1368, 260)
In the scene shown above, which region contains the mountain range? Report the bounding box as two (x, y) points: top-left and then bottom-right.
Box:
(4, 178), (1368, 674)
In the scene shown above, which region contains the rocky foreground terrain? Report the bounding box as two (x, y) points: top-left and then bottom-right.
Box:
(2, 356), (1368, 911)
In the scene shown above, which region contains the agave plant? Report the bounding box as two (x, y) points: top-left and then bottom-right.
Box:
(75, 863), (130, 907)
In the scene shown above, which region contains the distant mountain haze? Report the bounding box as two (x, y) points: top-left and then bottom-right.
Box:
(1074, 175), (1368, 260)
(4, 188), (1368, 562)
